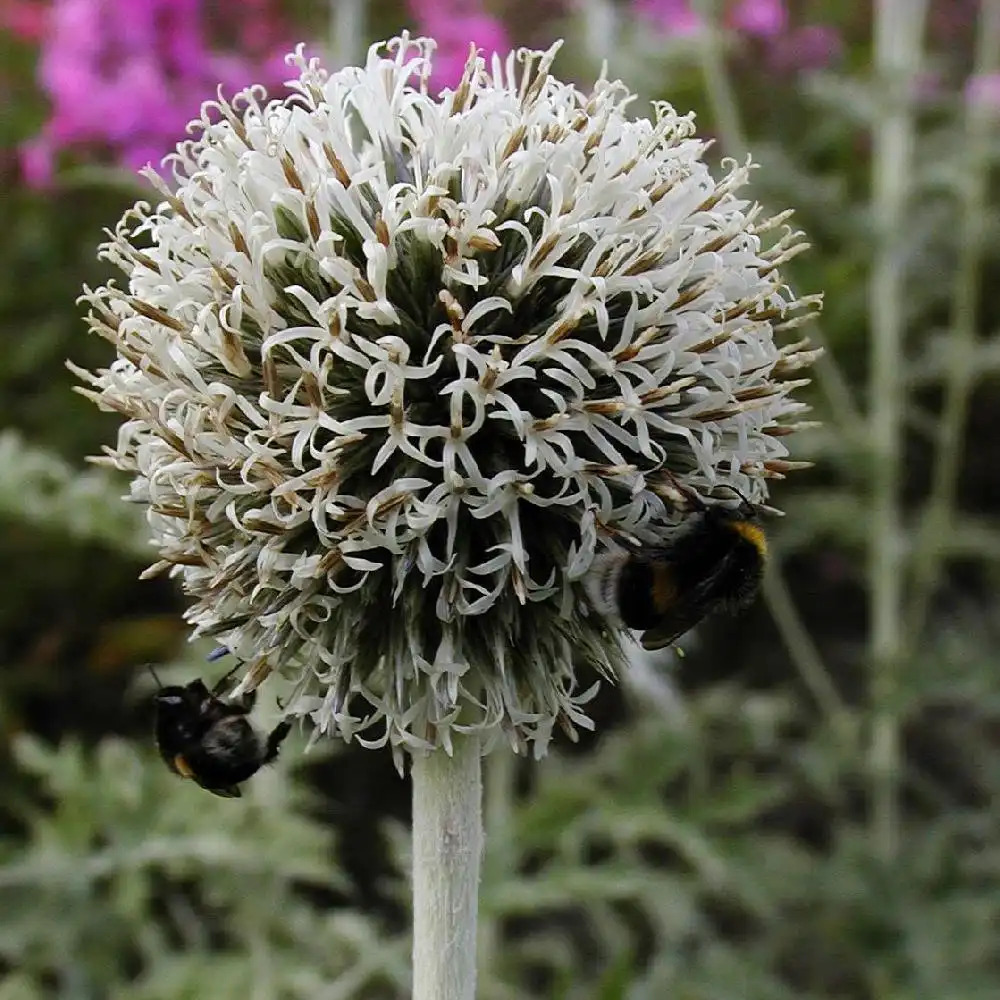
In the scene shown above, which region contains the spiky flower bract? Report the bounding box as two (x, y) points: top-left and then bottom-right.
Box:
(74, 36), (820, 759)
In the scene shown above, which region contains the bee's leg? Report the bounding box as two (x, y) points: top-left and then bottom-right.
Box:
(263, 720), (293, 764)
(210, 660), (244, 696)
(232, 689), (257, 712)
(661, 468), (706, 512)
(210, 661), (259, 712)
(209, 689), (256, 717)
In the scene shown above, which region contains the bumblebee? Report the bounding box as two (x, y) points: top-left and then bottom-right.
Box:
(151, 662), (291, 798)
(586, 487), (767, 651)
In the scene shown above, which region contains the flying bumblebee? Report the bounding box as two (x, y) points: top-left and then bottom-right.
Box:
(585, 484), (767, 651)
(151, 661), (291, 798)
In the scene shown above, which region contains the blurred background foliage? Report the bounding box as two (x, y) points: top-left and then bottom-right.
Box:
(2, 0), (1000, 997)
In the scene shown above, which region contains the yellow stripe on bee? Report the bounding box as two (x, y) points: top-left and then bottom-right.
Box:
(651, 563), (678, 613)
(728, 519), (768, 557)
(173, 754), (195, 779)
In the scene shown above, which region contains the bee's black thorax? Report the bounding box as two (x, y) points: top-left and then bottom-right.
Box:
(615, 506), (766, 631)
(153, 675), (291, 798)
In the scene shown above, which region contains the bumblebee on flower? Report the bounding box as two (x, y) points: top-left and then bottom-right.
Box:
(73, 34), (820, 763)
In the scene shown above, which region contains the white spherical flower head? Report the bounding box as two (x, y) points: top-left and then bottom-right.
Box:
(75, 36), (820, 758)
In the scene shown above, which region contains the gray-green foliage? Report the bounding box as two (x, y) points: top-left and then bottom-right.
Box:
(0, 733), (409, 1000)
(472, 687), (1000, 1000)
(7, 681), (1000, 1000)
(0, 431), (144, 556)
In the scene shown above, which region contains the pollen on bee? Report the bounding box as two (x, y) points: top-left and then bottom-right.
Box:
(173, 754), (195, 778)
(651, 563), (678, 613)
(728, 519), (768, 556)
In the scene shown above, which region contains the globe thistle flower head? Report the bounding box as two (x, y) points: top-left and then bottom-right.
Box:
(74, 36), (821, 760)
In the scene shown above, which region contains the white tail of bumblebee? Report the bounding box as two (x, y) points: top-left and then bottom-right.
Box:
(583, 551), (630, 622)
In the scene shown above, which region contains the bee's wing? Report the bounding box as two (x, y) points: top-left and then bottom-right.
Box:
(638, 551), (740, 651)
(639, 602), (708, 651)
(204, 783), (243, 798)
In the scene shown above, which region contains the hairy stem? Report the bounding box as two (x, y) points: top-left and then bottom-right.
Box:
(329, 0), (365, 67)
(904, 0), (1000, 640)
(412, 735), (483, 1000)
(868, 0), (928, 862)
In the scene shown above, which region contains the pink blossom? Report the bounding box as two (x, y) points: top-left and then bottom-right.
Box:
(407, 1), (510, 91)
(768, 23), (843, 72)
(19, 135), (55, 187)
(20, 0), (293, 186)
(930, 0), (977, 40)
(1, 0), (47, 39)
(728, 0), (786, 39)
(965, 73), (1000, 111)
(633, 0), (703, 37)
(912, 70), (943, 104)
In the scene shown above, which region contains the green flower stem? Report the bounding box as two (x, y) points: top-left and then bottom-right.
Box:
(904, 0), (1000, 641)
(868, 0), (929, 862)
(412, 734), (483, 1000)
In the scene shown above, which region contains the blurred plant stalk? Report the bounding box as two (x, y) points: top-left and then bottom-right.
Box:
(329, 0), (365, 67)
(905, 0), (1000, 639)
(868, 0), (928, 862)
(689, 0), (748, 155)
